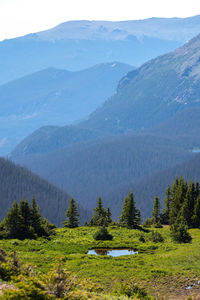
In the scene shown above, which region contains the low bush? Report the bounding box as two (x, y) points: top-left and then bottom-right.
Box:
(149, 231), (164, 243)
(93, 227), (113, 241)
(116, 281), (151, 299)
(170, 217), (192, 243)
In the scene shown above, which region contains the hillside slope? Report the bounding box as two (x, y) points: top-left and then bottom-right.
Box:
(14, 134), (192, 218)
(0, 158), (88, 226)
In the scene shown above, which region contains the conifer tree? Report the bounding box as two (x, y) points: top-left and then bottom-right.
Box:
(152, 195), (160, 224)
(3, 201), (24, 239)
(136, 209), (142, 225)
(64, 198), (80, 228)
(192, 196), (200, 228)
(163, 185), (172, 224)
(119, 190), (137, 228)
(195, 182), (200, 200)
(19, 199), (31, 227)
(105, 207), (112, 226)
(89, 197), (106, 226)
(30, 197), (45, 236)
(170, 177), (187, 224)
(182, 181), (196, 227)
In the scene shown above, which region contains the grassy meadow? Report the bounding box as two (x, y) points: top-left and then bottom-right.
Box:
(0, 226), (200, 299)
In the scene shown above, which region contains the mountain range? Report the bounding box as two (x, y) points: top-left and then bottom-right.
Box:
(0, 62), (132, 155)
(11, 33), (200, 219)
(12, 33), (200, 158)
(2, 15), (200, 85)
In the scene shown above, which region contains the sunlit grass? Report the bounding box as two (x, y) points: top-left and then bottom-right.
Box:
(0, 226), (200, 297)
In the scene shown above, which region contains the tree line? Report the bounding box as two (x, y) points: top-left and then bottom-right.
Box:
(149, 177), (200, 228)
(1, 177), (200, 242)
(65, 190), (141, 229)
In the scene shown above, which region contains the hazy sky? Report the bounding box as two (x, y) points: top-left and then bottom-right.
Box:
(0, 0), (200, 41)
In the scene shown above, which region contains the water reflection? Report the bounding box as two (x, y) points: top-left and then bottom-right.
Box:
(87, 248), (138, 257)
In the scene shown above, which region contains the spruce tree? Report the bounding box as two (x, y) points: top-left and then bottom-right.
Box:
(105, 207), (112, 226)
(30, 197), (45, 236)
(119, 190), (137, 228)
(195, 182), (200, 200)
(89, 197), (106, 226)
(19, 199), (31, 227)
(182, 181), (196, 227)
(192, 196), (200, 228)
(152, 195), (160, 224)
(136, 209), (142, 225)
(170, 177), (187, 224)
(18, 199), (35, 239)
(163, 185), (172, 224)
(64, 198), (79, 228)
(3, 201), (24, 239)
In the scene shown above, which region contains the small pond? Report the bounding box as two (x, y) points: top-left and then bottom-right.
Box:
(87, 248), (138, 257)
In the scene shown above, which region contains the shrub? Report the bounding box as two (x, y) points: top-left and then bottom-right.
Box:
(93, 227), (113, 241)
(170, 217), (192, 243)
(116, 281), (151, 299)
(139, 235), (145, 243)
(0, 280), (53, 299)
(149, 231), (164, 243)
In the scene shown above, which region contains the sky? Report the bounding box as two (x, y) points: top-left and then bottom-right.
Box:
(0, 0), (200, 41)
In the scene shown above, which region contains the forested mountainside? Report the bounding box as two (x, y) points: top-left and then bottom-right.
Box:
(0, 158), (88, 226)
(102, 153), (200, 219)
(0, 62), (132, 156)
(13, 134), (193, 219)
(11, 33), (200, 159)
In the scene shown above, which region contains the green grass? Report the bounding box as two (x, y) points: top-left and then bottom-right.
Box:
(0, 226), (200, 298)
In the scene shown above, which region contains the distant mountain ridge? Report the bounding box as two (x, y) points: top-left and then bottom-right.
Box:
(37, 17), (200, 42)
(0, 62), (132, 155)
(12, 33), (200, 158)
(2, 16), (200, 84)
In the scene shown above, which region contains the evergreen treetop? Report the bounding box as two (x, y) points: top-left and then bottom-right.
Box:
(64, 198), (80, 228)
(152, 195), (161, 224)
(119, 190), (138, 228)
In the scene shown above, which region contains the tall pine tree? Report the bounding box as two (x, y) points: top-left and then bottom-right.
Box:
(119, 190), (137, 228)
(89, 197), (107, 226)
(163, 185), (172, 224)
(182, 181), (196, 227)
(192, 196), (200, 228)
(152, 195), (160, 224)
(64, 198), (80, 228)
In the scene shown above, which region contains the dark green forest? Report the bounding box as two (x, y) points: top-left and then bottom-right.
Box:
(0, 158), (89, 226)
